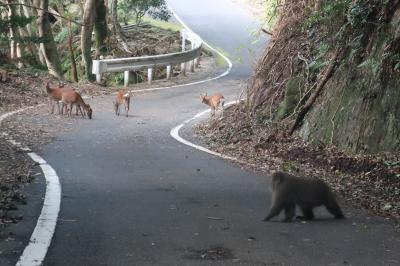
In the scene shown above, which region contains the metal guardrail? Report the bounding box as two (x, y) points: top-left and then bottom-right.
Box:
(92, 27), (202, 87)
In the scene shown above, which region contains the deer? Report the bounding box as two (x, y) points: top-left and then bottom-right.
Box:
(114, 90), (131, 117)
(61, 90), (93, 119)
(45, 80), (84, 115)
(200, 92), (225, 117)
(45, 80), (71, 114)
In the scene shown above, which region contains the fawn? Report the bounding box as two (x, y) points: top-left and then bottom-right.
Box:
(61, 90), (93, 119)
(200, 93), (225, 117)
(114, 90), (131, 117)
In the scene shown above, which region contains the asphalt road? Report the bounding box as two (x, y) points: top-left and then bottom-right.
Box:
(9, 1), (400, 265)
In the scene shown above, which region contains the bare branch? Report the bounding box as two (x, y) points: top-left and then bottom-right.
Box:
(0, 2), (83, 26)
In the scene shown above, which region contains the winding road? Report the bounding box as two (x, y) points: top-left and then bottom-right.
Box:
(5, 1), (400, 265)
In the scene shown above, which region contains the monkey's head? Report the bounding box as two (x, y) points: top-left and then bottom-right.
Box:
(271, 171), (287, 188)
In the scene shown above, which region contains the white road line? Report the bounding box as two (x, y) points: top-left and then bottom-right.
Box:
(129, 1), (233, 94)
(0, 105), (61, 266)
(164, 3), (244, 162)
(170, 101), (246, 164)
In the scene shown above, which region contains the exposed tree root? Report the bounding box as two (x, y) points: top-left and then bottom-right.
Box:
(288, 48), (344, 135)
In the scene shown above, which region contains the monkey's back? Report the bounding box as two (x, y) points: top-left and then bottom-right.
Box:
(272, 172), (334, 208)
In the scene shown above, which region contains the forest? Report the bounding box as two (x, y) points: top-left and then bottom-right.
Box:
(0, 0), (173, 83)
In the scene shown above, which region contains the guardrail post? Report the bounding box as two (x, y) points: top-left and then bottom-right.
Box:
(181, 30), (187, 76)
(181, 62), (186, 76)
(190, 61), (195, 72)
(190, 41), (195, 72)
(92, 60), (103, 84)
(96, 74), (102, 83)
(166, 65), (172, 80)
(148, 67), (153, 84)
(181, 30), (187, 52)
(124, 71), (130, 87)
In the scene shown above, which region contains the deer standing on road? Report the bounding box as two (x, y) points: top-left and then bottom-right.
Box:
(61, 90), (93, 119)
(45, 80), (75, 114)
(114, 90), (131, 117)
(200, 93), (225, 117)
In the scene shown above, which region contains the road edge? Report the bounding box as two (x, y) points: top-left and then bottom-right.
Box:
(0, 107), (61, 266)
(130, 1), (233, 94)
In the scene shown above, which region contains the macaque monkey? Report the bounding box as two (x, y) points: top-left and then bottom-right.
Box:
(264, 171), (344, 222)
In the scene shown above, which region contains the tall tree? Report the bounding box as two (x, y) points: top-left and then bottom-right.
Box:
(81, 0), (96, 81)
(6, 0), (23, 67)
(37, 0), (64, 79)
(94, 0), (108, 58)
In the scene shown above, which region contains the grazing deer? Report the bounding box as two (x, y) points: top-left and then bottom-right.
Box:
(61, 90), (93, 119)
(114, 90), (131, 117)
(200, 92), (225, 117)
(45, 80), (80, 115)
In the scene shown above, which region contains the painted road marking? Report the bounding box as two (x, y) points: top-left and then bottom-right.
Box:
(130, 1), (233, 94)
(170, 101), (246, 164)
(0, 106), (61, 266)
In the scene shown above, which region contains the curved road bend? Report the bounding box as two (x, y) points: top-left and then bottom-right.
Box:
(29, 1), (398, 265)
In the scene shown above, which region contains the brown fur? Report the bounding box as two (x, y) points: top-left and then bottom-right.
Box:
(114, 90), (131, 117)
(45, 80), (77, 114)
(264, 171), (344, 222)
(200, 93), (225, 117)
(61, 90), (92, 119)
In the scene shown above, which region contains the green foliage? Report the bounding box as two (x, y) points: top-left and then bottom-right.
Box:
(117, 0), (171, 25)
(303, 0), (398, 74)
(55, 28), (69, 43)
(0, 5), (41, 48)
(358, 58), (380, 75)
(261, 0), (281, 29)
(113, 73), (124, 85)
(276, 76), (303, 120)
(304, 0), (350, 28)
(308, 43), (330, 73)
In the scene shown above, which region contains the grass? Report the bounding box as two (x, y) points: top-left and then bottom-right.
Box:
(132, 17), (183, 32)
(202, 45), (230, 67)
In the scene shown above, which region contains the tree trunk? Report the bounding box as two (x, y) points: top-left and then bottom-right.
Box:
(7, 0), (23, 67)
(111, 0), (122, 38)
(81, 0), (97, 81)
(94, 0), (108, 59)
(37, 0), (64, 79)
(20, 0), (44, 64)
(69, 21), (78, 82)
(31, 0), (46, 65)
(110, 0), (133, 53)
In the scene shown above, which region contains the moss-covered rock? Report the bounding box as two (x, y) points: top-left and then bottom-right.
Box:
(276, 76), (303, 120)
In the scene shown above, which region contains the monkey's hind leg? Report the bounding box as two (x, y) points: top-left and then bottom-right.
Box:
(297, 207), (315, 221)
(325, 197), (345, 219)
(282, 203), (295, 222)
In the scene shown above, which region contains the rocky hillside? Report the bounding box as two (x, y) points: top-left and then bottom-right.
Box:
(247, 0), (400, 153)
